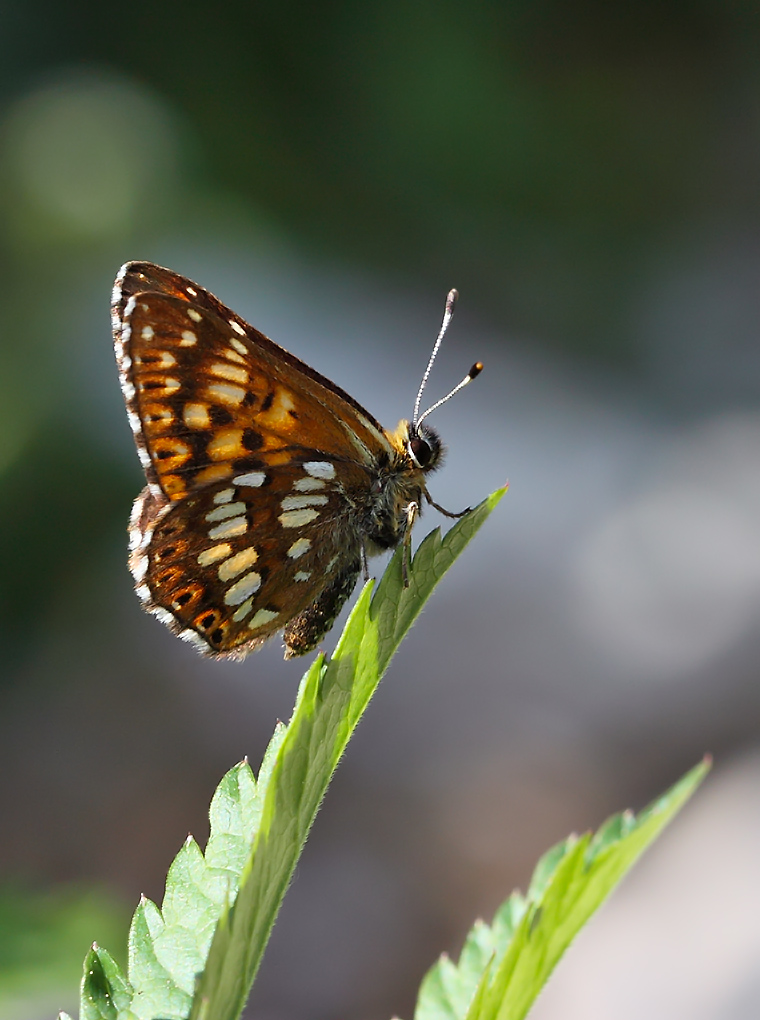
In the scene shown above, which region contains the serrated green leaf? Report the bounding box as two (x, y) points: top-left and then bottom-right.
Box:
(74, 488), (505, 1020)
(128, 898), (190, 1020)
(205, 760), (259, 875)
(80, 945), (131, 1020)
(525, 839), (573, 902)
(109, 733), (291, 1018)
(415, 955), (465, 1020)
(412, 758), (709, 1020)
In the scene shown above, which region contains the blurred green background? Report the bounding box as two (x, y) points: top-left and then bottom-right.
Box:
(2, 3), (760, 1018)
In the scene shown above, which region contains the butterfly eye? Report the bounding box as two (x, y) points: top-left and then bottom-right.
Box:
(408, 425), (443, 470)
(409, 436), (433, 467)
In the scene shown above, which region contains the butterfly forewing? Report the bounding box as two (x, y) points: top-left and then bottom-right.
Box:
(114, 262), (392, 504)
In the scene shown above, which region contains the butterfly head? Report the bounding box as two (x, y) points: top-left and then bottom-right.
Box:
(386, 419), (444, 474)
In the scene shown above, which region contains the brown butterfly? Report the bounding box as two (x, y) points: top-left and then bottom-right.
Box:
(112, 262), (481, 659)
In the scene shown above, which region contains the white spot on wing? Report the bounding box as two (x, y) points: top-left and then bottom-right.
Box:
(219, 547), (258, 581)
(198, 543), (232, 566)
(293, 476), (326, 492)
(248, 608), (279, 630)
(207, 382), (245, 405)
(232, 597), (254, 622)
(206, 501), (247, 522)
(287, 538), (311, 559)
(213, 488), (235, 504)
(233, 471), (266, 487)
(210, 362), (248, 384)
(280, 494), (328, 511)
(303, 461), (335, 479)
(224, 570), (262, 605)
(279, 508), (320, 528)
(180, 330), (197, 346)
(141, 326), (154, 340)
(230, 336), (247, 355)
(187, 308), (202, 322)
(208, 517), (248, 540)
(230, 320), (246, 336)
(183, 403), (210, 429)
(294, 571), (311, 582)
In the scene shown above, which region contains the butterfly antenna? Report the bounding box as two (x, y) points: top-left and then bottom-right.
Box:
(415, 361), (483, 430)
(412, 288), (459, 430)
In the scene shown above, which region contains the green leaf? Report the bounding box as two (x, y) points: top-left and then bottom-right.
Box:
(77, 744), (287, 1020)
(123, 750), (283, 1020)
(413, 758), (710, 1020)
(74, 487), (505, 1020)
(81, 945), (132, 1020)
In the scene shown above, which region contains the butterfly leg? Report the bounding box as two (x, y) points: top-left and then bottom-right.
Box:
(283, 560), (361, 658)
(401, 501), (419, 587)
(424, 493), (471, 519)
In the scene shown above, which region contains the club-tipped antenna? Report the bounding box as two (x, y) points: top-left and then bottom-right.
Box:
(415, 361), (483, 430)
(412, 288), (459, 429)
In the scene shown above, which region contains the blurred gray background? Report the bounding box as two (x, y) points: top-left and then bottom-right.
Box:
(1, 3), (759, 1018)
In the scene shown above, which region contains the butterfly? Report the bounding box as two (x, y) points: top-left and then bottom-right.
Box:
(112, 262), (481, 659)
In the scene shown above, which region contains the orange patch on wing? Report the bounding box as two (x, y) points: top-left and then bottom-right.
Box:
(207, 429), (246, 460)
(195, 464), (234, 485)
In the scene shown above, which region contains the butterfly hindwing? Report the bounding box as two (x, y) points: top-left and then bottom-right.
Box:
(131, 466), (362, 657)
